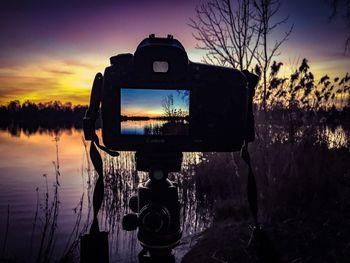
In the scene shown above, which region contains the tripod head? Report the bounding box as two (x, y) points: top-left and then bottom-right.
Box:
(122, 150), (183, 262)
(135, 151), (182, 174)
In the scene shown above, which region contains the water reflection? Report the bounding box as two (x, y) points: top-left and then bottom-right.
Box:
(317, 125), (349, 149)
(0, 128), (211, 262)
(256, 123), (349, 149)
(121, 119), (168, 135)
(0, 123), (348, 262)
(121, 119), (189, 135)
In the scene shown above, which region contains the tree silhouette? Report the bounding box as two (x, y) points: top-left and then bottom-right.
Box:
(328, 0), (350, 53)
(189, 0), (260, 70)
(253, 0), (293, 110)
(189, 0), (293, 110)
(162, 94), (175, 117)
(161, 94), (187, 118)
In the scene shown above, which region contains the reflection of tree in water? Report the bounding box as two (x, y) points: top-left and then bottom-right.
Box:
(144, 123), (162, 135)
(144, 121), (189, 135)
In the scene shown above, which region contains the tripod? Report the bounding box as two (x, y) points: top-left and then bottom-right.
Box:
(123, 150), (183, 263)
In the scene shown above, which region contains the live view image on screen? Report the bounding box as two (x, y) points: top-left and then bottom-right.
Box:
(120, 88), (189, 135)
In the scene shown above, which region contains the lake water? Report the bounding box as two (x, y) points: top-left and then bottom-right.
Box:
(0, 124), (348, 262)
(0, 129), (210, 262)
(121, 119), (189, 136)
(121, 119), (169, 135)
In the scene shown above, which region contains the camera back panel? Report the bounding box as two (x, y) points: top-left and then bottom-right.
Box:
(101, 36), (250, 152)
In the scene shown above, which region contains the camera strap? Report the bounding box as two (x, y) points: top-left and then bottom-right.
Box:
(83, 73), (119, 234)
(240, 141), (259, 227)
(241, 143), (281, 262)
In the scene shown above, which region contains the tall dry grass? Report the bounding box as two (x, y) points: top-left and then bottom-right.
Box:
(184, 112), (350, 262)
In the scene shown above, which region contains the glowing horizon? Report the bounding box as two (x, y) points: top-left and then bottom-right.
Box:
(1, 1), (349, 106)
(121, 88), (189, 118)
(0, 55), (348, 106)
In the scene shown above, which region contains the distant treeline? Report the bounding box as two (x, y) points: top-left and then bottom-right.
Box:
(0, 100), (88, 132)
(0, 92), (349, 137)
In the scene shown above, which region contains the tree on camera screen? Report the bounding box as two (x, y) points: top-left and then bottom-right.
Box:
(120, 88), (189, 135)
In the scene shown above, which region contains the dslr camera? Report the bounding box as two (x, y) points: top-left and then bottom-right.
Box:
(90, 34), (258, 260)
(101, 34), (258, 152)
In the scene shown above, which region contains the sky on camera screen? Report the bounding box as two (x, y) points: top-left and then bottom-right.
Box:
(120, 88), (190, 136)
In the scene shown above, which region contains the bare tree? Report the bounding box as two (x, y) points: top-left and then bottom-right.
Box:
(162, 93), (188, 118)
(162, 94), (174, 117)
(189, 0), (293, 110)
(189, 0), (261, 70)
(253, 0), (293, 110)
(328, 0), (350, 53)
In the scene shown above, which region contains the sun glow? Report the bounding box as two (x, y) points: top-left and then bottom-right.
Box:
(0, 56), (106, 105)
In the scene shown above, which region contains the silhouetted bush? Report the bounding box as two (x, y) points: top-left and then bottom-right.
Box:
(254, 58), (350, 111)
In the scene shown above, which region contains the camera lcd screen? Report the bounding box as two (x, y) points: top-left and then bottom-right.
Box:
(120, 88), (190, 136)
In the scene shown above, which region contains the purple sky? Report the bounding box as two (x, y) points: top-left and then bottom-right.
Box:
(0, 0), (349, 104)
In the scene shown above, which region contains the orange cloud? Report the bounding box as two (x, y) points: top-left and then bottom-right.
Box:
(0, 56), (106, 105)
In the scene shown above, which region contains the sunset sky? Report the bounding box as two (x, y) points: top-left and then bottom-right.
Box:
(1, 0), (349, 105)
(121, 89), (189, 117)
